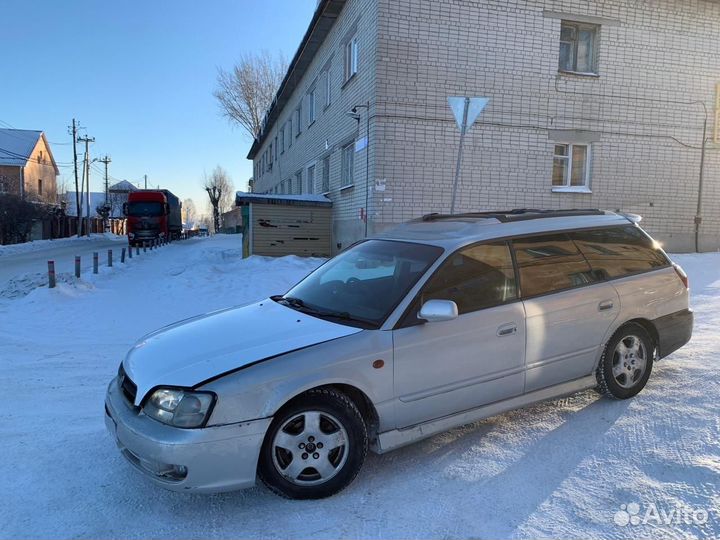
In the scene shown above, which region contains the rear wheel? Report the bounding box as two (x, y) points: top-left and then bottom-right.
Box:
(258, 388), (368, 499)
(596, 323), (654, 399)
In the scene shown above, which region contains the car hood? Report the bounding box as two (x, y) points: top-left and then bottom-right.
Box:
(122, 299), (363, 405)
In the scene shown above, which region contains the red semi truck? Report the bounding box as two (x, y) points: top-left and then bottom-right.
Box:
(123, 190), (182, 246)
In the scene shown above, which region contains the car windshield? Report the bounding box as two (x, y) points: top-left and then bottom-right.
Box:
(278, 240), (443, 328)
(127, 201), (163, 216)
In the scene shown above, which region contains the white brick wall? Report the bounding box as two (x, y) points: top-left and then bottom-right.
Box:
(254, 0), (720, 252)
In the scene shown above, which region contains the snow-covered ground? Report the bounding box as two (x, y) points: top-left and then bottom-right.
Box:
(0, 235), (718, 539)
(0, 234), (128, 298)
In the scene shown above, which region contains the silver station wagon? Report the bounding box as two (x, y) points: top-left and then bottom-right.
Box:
(105, 209), (693, 499)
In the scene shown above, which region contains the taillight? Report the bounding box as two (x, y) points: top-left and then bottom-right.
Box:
(673, 263), (689, 289)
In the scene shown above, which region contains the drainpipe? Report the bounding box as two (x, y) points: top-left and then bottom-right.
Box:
(694, 114), (708, 253)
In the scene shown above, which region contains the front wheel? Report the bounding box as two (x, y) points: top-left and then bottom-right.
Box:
(596, 323), (654, 399)
(258, 388), (368, 499)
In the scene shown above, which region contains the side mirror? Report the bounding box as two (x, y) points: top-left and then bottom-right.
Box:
(418, 299), (458, 323)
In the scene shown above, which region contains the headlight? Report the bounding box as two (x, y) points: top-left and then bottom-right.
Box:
(143, 388), (215, 428)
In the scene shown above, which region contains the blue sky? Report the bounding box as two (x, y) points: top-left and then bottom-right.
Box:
(0, 0), (316, 213)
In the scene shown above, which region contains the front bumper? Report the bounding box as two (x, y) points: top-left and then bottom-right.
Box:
(104, 377), (272, 493)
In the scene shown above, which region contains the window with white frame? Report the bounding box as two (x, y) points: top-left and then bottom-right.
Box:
(341, 143), (354, 187)
(295, 171), (303, 194)
(308, 88), (316, 124)
(552, 144), (590, 188)
(295, 104), (302, 136)
(343, 36), (358, 82)
(280, 128), (285, 154)
(288, 119), (293, 147)
(307, 165), (315, 194)
(559, 21), (599, 74)
(322, 156), (330, 193)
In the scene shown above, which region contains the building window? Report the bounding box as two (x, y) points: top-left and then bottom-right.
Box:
(307, 165), (315, 194)
(341, 143), (354, 187)
(295, 104), (302, 136)
(274, 136), (278, 160)
(344, 36), (358, 82)
(38, 178), (43, 196)
(38, 151), (43, 164)
(288, 119), (293, 147)
(324, 70), (331, 108)
(280, 128), (285, 154)
(559, 21), (599, 74)
(295, 171), (303, 194)
(322, 157), (330, 193)
(552, 144), (590, 188)
(308, 88), (316, 124)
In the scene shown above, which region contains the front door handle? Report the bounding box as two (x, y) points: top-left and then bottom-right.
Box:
(497, 323), (517, 337)
(599, 300), (614, 311)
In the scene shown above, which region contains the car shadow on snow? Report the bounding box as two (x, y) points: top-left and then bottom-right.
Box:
(357, 391), (633, 536)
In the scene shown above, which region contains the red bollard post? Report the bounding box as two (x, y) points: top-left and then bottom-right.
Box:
(48, 261), (56, 288)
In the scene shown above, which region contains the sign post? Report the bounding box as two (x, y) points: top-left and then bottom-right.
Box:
(447, 96), (489, 214)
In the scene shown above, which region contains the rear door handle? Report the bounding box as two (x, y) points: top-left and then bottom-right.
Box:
(497, 323), (517, 337)
(598, 300), (614, 311)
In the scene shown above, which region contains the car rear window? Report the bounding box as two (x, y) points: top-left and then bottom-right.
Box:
(570, 225), (670, 279)
(512, 233), (601, 297)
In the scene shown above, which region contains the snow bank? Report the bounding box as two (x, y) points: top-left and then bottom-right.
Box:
(0, 239), (718, 539)
(0, 233), (125, 258)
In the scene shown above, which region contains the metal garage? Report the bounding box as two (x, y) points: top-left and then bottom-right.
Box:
(235, 192), (333, 258)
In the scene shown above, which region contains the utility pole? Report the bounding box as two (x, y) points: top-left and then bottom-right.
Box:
(69, 119), (81, 237)
(98, 155), (112, 233)
(77, 135), (95, 237)
(98, 155), (112, 203)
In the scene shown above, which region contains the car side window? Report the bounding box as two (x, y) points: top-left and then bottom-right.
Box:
(570, 226), (670, 279)
(512, 233), (600, 297)
(420, 242), (518, 315)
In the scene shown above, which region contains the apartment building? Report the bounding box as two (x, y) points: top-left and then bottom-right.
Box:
(249, 0), (720, 252)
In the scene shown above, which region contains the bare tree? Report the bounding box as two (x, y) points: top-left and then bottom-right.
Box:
(213, 51), (287, 139)
(182, 198), (197, 228)
(203, 166), (234, 233)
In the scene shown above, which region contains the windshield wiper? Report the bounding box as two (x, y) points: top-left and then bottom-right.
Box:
(271, 296), (374, 327)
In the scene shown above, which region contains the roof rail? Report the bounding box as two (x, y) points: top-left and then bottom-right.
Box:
(417, 209), (608, 223)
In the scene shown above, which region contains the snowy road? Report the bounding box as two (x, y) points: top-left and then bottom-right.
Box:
(0, 235), (718, 539)
(0, 235), (128, 296)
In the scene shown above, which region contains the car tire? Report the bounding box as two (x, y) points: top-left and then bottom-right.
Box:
(596, 323), (654, 399)
(258, 388), (368, 499)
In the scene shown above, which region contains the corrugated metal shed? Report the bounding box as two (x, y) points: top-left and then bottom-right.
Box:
(234, 192), (333, 258)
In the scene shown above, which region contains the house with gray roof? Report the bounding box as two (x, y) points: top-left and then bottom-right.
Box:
(0, 128), (59, 205)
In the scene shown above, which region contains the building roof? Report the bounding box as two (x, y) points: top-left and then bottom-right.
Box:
(0, 129), (41, 165)
(247, 0), (347, 159)
(235, 191), (333, 207)
(109, 180), (139, 193)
